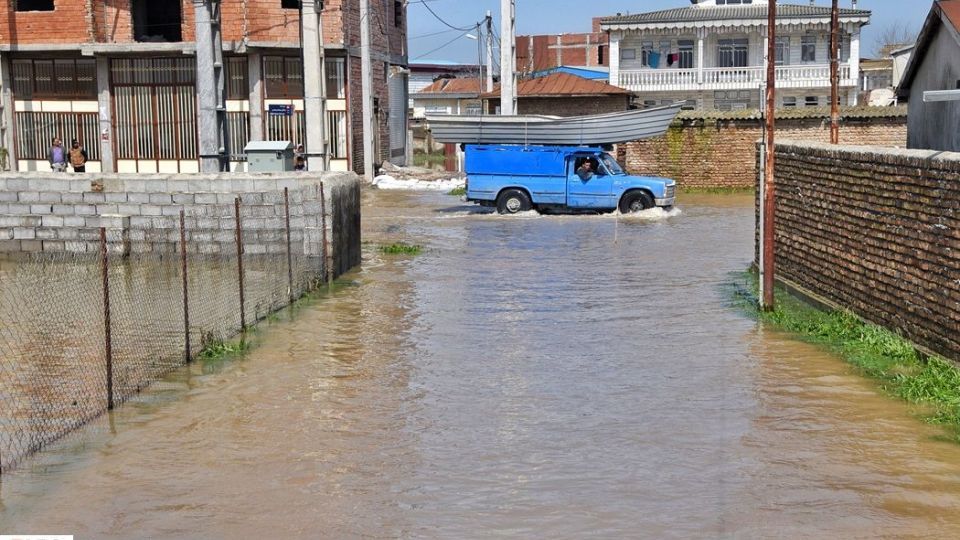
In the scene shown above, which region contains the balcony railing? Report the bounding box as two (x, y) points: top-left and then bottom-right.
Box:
(618, 64), (854, 91)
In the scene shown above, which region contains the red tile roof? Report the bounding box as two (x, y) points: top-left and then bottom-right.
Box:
(417, 78), (485, 95)
(482, 72), (630, 99)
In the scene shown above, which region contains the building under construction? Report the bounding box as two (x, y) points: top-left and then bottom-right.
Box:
(0, 0), (408, 174)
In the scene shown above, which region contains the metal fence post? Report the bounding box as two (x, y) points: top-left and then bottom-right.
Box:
(284, 187), (294, 304)
(319, 181), (330, 284)
(235, 197), (246, 331)
(180, 210), (191, 363)
(100, 227), (114, 411)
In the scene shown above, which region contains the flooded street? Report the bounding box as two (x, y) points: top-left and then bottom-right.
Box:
(4, 189), (960, 538)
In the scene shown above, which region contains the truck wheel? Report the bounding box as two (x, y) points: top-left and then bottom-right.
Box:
(619, 191), (654, 213)
(497, 189), (532, 214)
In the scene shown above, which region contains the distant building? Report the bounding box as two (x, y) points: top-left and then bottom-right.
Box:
(529, 66), (610, 81)
(600, 0), (871, 111)
(483, 72), (632, 116)
(408, 62), (481, 98)
(0, 0), (408, 174)
(516, 19), (609, 77)
(890, 45), (915, 89)
(411, 78), (485, 119)
(897, 0), (960, 152)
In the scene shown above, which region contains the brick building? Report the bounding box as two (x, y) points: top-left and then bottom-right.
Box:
(516, 18), (609, 77)
(0, 0), (407, 174)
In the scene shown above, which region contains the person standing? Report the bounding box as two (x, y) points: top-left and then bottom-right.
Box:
(47, 137), (67, 172)
(68, 139), (88, 173)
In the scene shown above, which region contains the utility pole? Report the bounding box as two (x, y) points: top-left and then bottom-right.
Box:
(360, 0), (375, 180)
(302, 0), (328, 171)
(499, 0), (516, 115)
(194, 0), (229, 172)
(761, 0), (777, 311)
(485, 11), (494, 93)
(830, 0), (840, 144)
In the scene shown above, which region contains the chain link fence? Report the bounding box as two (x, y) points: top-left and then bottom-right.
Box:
(0, 186), (331, 472)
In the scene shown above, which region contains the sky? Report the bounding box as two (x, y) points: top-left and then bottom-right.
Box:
(407, 0), (930, 64)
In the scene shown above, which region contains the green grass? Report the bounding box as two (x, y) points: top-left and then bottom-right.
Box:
(732, 272), (960, 441)
(378, 242), (423, 255)
(448, 186), (467, 197)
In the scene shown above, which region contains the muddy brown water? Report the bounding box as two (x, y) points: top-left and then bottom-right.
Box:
(3, 190), (960, 539)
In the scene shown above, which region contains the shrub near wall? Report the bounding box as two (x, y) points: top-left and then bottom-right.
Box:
(622, 106), (908, 189)
(760, 141), (960, 362)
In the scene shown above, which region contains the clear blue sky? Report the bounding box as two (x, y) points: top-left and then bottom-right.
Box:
(408, 0), (929, 64)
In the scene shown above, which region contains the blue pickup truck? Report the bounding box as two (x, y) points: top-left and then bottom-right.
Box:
(464, 144), (676, 215)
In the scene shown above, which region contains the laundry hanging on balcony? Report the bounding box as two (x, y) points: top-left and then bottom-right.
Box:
(648, 52), (661, 68)
(667, 53), (680, 67)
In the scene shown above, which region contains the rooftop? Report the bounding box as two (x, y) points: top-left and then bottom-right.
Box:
(414, 78), (486, 97)
(482, 72), (630, 99)
(601, 4), (871, 26)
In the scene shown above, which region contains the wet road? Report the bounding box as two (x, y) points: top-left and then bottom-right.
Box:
(4, 190), (960, 539)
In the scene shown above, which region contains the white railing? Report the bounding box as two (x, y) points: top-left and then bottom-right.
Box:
(618, 64), (854, 91)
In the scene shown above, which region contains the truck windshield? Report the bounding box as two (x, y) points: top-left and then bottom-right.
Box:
(600, 153), (625, 175)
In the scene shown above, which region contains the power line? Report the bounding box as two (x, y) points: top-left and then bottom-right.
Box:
(413, 29), (477, 60)
(420, 1), (480, 32)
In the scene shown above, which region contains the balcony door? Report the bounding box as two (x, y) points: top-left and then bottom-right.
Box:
(717, 38), (749, 68)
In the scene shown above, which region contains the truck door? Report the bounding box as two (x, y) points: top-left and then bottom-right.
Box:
(567, 155), (614, 209)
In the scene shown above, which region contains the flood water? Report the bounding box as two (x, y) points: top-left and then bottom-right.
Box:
(3, 190), (960, 538)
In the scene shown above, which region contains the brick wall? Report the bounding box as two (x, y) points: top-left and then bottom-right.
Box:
(1, 0), (93, 44)
(517, 31), (609, 74)
(758, 141), (960, 361)
(622, 109), (908, 189)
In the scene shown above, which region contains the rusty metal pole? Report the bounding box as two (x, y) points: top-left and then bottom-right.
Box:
(234, 197), (246, 331)
(100, 227), (114, 410)
(761, 0), (777, 311)
(319, 181), (330, 284)
(180, 210), (191, 363)
(830, 0), (840, 144)
(284, 187), (294, 304)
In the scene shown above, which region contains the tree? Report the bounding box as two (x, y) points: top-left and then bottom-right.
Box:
(871, 22), (919, 57)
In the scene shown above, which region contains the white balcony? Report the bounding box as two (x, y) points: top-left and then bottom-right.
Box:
(617, 64), (855, 92)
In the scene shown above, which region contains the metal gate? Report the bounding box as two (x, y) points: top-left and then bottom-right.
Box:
(111, 58), (198, 172)
(388, 69), (408, 165)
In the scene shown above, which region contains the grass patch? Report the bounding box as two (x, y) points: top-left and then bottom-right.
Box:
(679, 186), (755, 195)
(378, 242), (423, 255)
(733, 271), (960, 441)
(448, 186), (467, 197)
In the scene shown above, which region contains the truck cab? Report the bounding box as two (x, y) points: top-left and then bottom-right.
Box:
(464, 145), (676, 215)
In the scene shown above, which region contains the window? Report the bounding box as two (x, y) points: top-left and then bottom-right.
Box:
(325, 58), (346, 99)
(394, 1), (403, 27)
(782, 96), (797, 108)
(281, 0), (299, 8)
(775, 36), (790, 66)
(801, 35), (817, 63)
(642, 100), (657, 109)
(678, 40), (694, 69)
(15, 0), (53, 11)
(840, 34), (851, 62)
(680, 99), (697, 111)
(804, 96), (819, 107)
(717, 38), (749, 68)
(598, 45), (606, 65)
(132, 0), (182, 42)
(225, 57), (249, 100)
(11, 59), (97, 99)
(264, 56), (303, 98)
(716, 0), (753, 4)
(620, 48), (636, 61)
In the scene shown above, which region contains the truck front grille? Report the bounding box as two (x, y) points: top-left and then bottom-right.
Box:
(665, 185), (676, 199)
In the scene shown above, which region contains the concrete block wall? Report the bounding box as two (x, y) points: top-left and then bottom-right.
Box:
(0, 171), (361, 280)
(757, 141), (960, 361)
(621, 111), (909, 189)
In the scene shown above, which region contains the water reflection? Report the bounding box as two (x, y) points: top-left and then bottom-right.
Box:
(2, 191), (960, 538)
